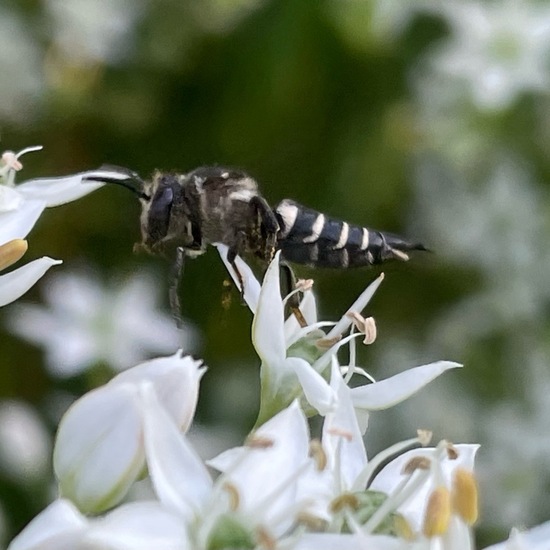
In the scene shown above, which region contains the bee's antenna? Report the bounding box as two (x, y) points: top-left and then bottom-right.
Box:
(82, 165), (150, 201)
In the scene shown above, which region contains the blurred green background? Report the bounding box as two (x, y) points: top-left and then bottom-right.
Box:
(2, 0), (550, 546)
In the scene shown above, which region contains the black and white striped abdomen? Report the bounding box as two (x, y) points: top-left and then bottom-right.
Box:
(273, 199), (425, 268)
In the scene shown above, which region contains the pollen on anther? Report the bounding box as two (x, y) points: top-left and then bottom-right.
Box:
(452, 468), (478, 525)
(309, 439), (327, 471)
(402, 456), (431, 475)
(422, 486), (451, 538)
(0, 239), (28, 271)
(445, 443), (459, 460)
(221, 482), (240, 512)
(330, 493), (360, 513)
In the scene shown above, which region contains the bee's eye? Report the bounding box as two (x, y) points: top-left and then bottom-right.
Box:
(148, 183), (174, 240)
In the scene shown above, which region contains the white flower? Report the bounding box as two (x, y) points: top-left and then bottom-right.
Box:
(430, 0), (550, 110)
(44, 0), (144, 66)
(206, 401), (318, 539)
(8, 269), (197, 376)
(0, 400), (51, 484)
(144, 395), (319, 547)
(8, 498), (189, 550)
(218, 245), (459, 430)
(0, 12), (43, 124)
(53, 352), (205, 513)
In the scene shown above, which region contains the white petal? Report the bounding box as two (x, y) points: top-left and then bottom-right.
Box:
(326, 273), (384, 339)
(351, 361), (462, 410)
(17, 173), (104, 207)
(0, 200), (46, 242)
(85, 501), (189, 550)
(8, 499), (87, 550)
(288, 357), (337, 416)
(210, 401), (310, 529)
(290, 533), (406, 550)
(54, 384), (145, 513)
(0, 185), (24, 212)
(323, 361), (367, 488)
(140, 383), (212, 520)
(252, 251), (286, 365)
(111, 351), (206, 432)
(0, 257), (62, 307)
(0, 401), (51, 483)
(216, 243), (261, 313)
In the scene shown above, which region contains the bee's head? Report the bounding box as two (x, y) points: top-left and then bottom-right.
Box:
(84, 165), (196, 256)
(138, 171), (187, 252)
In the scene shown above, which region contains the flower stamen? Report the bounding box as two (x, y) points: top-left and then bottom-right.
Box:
(452, 467), (478, 525)
(0, 239), (28, 271)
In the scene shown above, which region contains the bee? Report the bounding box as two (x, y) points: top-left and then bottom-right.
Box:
(85, 165), (426, 324)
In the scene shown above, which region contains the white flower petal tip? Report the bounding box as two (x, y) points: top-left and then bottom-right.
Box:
(216, 243), (261, 313)
(327, 273), (385, 339)
(0, 257), (62, 307)
(8, 499), (86, 550)
(351, 361), (462, 411)
(17, 173), (105, 207)
(112, 350), (206, 432)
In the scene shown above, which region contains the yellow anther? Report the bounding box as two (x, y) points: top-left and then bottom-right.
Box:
(221, 481), (240, 512)
(452, 468), (478, 525)
(422, 486), (451, 538)
(0, 239), (28, 270)
(309, 439), (327, 471)
(393, 514), (416, 541)
(330, 493), (360, 514)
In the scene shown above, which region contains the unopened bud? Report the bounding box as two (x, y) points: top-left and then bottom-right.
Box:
(452, 468), (478, 525)
(422, 486), (451, 538)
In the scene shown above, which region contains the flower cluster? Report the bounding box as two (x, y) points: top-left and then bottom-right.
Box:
(4, 145), (550, 548)
(6, 230), (548, 549)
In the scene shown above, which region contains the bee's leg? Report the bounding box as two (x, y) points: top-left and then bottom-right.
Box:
(169, 246), (185, 328)
(249, 196), (279, 261)
(279, 261), (308, 328)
